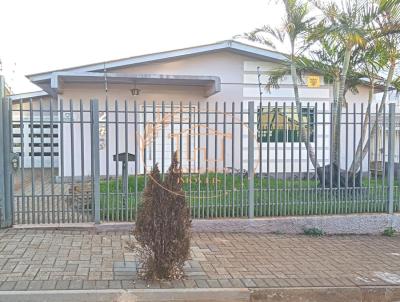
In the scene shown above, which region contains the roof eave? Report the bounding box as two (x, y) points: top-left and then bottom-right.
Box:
(27, 40), (288, 84)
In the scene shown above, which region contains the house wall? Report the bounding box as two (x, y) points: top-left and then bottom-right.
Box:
(13, 50), (377, 179)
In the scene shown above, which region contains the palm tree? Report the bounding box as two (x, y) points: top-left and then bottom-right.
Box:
(237, 0), (319, 169)
(349, 0), (400, 172)
(311, 0), (374, 168)
(313, 0), (400, 171)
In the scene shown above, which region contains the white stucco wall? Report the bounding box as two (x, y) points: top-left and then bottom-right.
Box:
(13, 50), (380, 178)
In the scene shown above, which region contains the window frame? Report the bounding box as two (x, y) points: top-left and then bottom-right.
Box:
(257, 105), (315, 143)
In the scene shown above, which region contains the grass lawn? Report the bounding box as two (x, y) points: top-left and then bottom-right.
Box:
(99, 173), (399, 221)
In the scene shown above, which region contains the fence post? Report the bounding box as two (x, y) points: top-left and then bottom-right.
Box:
(91, 99), (101, 224)
(387, 102), (396, 215)
(248, 101), (255, 218)
(0, 76), (12, 227)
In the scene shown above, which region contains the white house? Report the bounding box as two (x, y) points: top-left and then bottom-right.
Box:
(9, 40), (393, 179)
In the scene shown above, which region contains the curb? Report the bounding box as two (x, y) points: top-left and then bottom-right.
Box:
(0, 288), (250, 302)
(2, 286), (400, 302)
(250, 286), (400, 302)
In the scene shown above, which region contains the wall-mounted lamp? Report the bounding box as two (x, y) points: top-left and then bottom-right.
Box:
(130, 82), (141, 96)
(130, 88), (141, 96)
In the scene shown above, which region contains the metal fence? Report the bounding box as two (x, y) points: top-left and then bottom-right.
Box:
(1, 97), (399, 225)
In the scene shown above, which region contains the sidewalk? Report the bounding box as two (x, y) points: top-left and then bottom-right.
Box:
(0, 228), (400, 292)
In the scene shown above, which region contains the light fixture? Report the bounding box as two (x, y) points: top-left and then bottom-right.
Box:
(130, 82), (141, 96)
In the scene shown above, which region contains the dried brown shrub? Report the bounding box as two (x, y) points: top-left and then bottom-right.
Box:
(130, 152), (191, 280)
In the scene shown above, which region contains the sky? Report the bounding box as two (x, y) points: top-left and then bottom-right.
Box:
(0, 0), (286, 94)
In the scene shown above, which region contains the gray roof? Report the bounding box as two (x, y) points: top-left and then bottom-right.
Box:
(27, 40), (288, 83)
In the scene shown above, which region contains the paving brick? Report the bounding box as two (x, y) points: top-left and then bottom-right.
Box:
(82, 280), (96, 290)
(14, 280), (29, 290)
(27, 280), (42, 290)
(56, 280), (70, 290)
(195, 279), (209, 288)
(69, 280), (83, 289)
(109, 280), (122, 289)
(183, 279), (197, 288)
(2, 229), (400, 292)
(41, 280), (57, 290)
(121, 280), (135, 289)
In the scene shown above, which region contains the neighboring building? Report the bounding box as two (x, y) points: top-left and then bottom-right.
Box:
(8, 40), (393, 178)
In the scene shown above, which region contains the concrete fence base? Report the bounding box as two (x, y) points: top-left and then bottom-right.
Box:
(12, 213), (400, 235)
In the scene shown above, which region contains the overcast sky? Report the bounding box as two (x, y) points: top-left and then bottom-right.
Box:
(0, 0), (286, 93)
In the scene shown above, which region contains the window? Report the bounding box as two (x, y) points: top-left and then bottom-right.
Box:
(257, 106), (315, 143)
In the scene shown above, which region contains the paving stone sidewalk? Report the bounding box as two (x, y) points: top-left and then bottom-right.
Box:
(1, 228), (400, 291)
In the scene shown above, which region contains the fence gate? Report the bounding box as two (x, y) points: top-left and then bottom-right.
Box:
(6, 98), (100, 225)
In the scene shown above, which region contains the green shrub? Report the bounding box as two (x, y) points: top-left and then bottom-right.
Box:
(303, 227), (325, 236)
(383, 227), (396, 237)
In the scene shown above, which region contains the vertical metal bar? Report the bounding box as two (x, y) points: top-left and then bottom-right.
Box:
(299, 104), (303, 215)
(388, 103), (396, 214)
(375, 104), (379, 211)
(80, 100), (85, 222)
(188, 102), (192, 217)
(1, 96), (13, 227)
(336, 101), (341, 214)
(70, 100), (75, 223)
(223, 102), (226, 217)
(152, 101), (156, 169)
(322, 103), (326, 215)
(91, 99), (100, 223)
(171, 101), (174, 158)
(0, 76), (5, 227)
(161, 101), (165, 178)
(106, 99), (110, 221)
(258, 103), (263, 216)
(352, 104), (356, 212)
(206, 102), (209, 218)
(231, 103), (235, 217)
(142, 101), (146, 189)
(214, 103), (218, 217)
(291, 103), (294, 215)
(329, 103), (334, 214)
(50, 99), (55, 223)
(39, 99), (46, 223)
(240, 103), (244, 217)
(134, 101), (138, 220)
(359, 104), (364, 212)
(275, 103), (278, 215)
(306, 103), (310, 215)
(115, 100), (119, 221)
(197, 102), (201, 219)
(345, 103), (349, 213)
(19, 99), (25, 224)
(29, 99), (35, 223)
(248, 101), (255, 218)
(60, 99), (65, 223)
(314, 103), (318, 215)
(125, 100), (129, 221)
(267, 103), (271, 216)
(382, 105), (387, 210)
(283, 103), (287, 216)
(179, 102), (183, 169)
(367, 104), (371, 213)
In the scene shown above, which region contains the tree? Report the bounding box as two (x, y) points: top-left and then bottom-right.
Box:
(313, 0), (400, 170)
(349, 1), (400, 172)
(237, 0), (319, 169)
(131, 152), (191, 280)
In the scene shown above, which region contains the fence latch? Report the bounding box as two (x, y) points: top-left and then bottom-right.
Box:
(10, 154), (19, 172)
